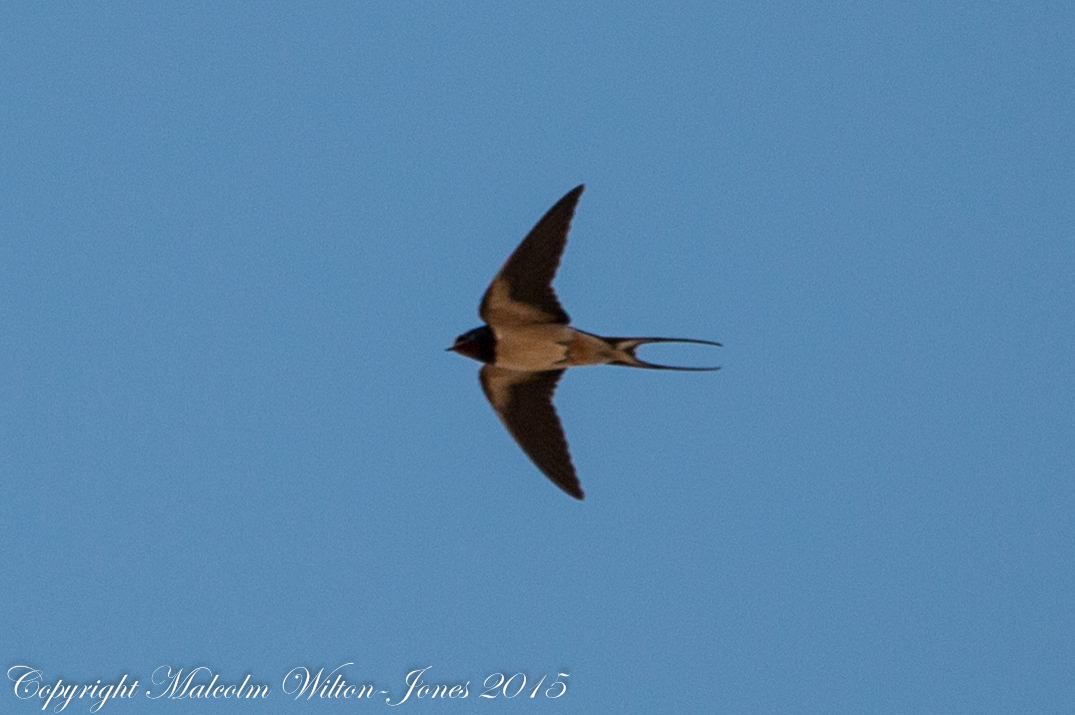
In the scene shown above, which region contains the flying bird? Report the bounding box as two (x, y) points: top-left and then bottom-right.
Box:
(448, 185), (721, 500)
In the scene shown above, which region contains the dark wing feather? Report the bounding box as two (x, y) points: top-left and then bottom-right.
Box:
(479, 365), (583, 500)
(479, 185), (584, 327)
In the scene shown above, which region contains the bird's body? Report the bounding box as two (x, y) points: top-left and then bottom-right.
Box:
(490, 324), (617, 371)
(449, 185), (721, 499)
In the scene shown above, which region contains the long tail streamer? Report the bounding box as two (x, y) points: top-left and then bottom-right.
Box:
(606, 337), (722, 371)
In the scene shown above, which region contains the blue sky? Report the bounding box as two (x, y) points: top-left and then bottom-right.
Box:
(3, 2), (1073, 713)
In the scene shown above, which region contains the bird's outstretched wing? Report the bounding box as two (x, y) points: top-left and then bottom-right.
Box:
(479, 365), (583, 500)
(479, 185), (584, 327)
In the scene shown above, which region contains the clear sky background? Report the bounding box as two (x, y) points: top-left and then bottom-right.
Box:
(3, 3), (1073, 713)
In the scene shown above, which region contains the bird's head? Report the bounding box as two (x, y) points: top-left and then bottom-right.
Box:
(446, 325), (495, 363)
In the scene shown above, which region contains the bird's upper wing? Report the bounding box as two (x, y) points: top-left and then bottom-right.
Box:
(479, 185), (584, 327)
(479, 365), (583, 500)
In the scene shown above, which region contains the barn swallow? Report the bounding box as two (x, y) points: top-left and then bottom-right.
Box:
(448, 185), (720, 500)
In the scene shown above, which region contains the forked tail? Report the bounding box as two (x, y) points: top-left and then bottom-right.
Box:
(604, 336), (722, 371)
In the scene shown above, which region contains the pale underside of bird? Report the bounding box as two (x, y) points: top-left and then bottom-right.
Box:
(449, 185), (720, 500)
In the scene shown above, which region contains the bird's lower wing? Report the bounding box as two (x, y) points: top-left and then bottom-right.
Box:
(479, 365), (583, 500)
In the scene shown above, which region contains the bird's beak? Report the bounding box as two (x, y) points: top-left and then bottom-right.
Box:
(445, 345), (457, 352)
